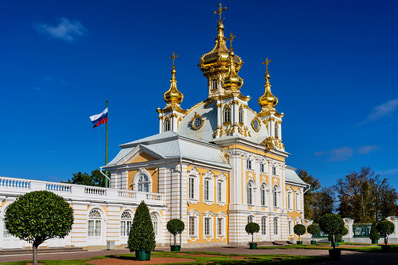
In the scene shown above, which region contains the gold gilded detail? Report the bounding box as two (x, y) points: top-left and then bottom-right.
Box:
(258, 57), (279, 112)
(191, 112), (204, 130)
(251, 117), (261, 132)
(162, 52), (184, 111)
(260, 137), (285, 151)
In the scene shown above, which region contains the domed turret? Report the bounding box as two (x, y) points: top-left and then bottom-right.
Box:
(222, 33), (243, 93)
(258, 57), (278, 110)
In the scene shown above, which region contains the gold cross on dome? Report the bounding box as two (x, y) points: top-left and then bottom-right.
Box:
(226, 33), (236, 50)
(262, 57), (272, 72)
(170, 52), (178, 66)
(214, 3), (227, 23)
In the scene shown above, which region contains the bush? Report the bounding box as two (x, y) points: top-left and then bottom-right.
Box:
(294, 224), (306, 241)
(307, 224), (320, 240)
(376, 220), (395, 245)
(128, 201), (156, 252)
(5, 191), (74, 265)
(319, 213), (344, 250)
(167, 219), (185, 246)
(245, 222), (260, 243)
(336, 227), (348, 242)
(369, 222), (380, 241)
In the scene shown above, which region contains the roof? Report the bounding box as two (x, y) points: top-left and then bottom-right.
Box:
(105, 131), (231, 169)
(285, 166), (307, 186)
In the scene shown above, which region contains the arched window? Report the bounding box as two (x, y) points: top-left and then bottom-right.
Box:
(261, 183), (267, 206)
(275, 123), (279, 138)
(223, 107), (231, 123)
(261, 216), (267, 235)
(138, 174), (150, 192)
(247, 182), (253, 205)
(121, 211), (133, 236)
(273, 186), (279, 208)
(88, 209), (102, 237)
(188, 169), (199, 201)
(239, 107), (243, 123)
(151, 212), (159, 237)
(164, 118), (170, 132)
(274, 217), (278, 235)
(248, 215), (254, 224)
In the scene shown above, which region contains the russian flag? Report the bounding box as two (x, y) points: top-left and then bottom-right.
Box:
(90, 108), (108, 128)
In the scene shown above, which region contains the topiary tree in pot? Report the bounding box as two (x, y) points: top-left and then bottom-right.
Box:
(167, 219), (185, 251)
(128, 201), (156, 261)
(245, 222), (260, 249)
(336, 227), (348, 243)
(293, 224), (306, 245)
(4, 191), (74, 265)
(307, 224), (320, 245)
(376, 220), (395, 251)
(319, 213), (344, 259)
(369, 222), (380, 244)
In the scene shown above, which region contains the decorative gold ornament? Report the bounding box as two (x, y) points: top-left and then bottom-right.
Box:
(191, 112), (204, 130)
(251, 117), (261, 132)
(260, 136), (285, 151)
(258, 57), (278, 111)
(163, 52), (184, 106)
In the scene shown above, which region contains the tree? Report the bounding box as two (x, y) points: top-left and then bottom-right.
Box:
(376, 220), (395, 245)
(369, 222), (380, 242)
(245, 222), (260, 243)
(336, 227), (348, 242)
(293, 224), (306, 242)
(128, 201), (156, 252)
(307, 224), (320, 241)
(64, 169), (106, 187)
(4, 191), (74, 265)
(319, 213), (344, 250)
(297, 169), (321, 220)
(167, 219), (185, 246)
(313, 187), (335, 223)
(371, 175), (398, 221)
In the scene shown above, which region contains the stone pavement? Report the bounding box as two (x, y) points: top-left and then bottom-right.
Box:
(0, 246), (397, 264)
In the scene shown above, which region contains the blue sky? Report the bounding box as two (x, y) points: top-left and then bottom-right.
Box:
(1, 0), (397, 189)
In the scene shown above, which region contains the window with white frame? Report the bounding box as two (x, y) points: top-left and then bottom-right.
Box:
(239, 107), (243, 123)
(189, 176), (195, 200)
(217, 181), (222, 202)
(247, 158), (252, 170)
(138, 174), (150, 192)
(216, 174), (226, 204)
(273, 186), (279, 208)
(164, 119), (170, 132)
(88, 209), (102, 237)
(120, 211), (133, 237)
(288, 190), (292, 210)
(204, 179), (210, 201)
(151, 212), (159, 237)
(223, 107), (231, 123)
(275, 123), (279, 138)
(248, 215), (254, 224)
(272, 166), (277, 175)
(260, 163), (265, 173)
(261, 183), (267, 207)
(203, 172), (214, 203)
(289, 220), (293, 235)
(189, 216), (196, 236)
(247, 181), (254, 205)
(217, 218), (223, 236)
(274, 217), (278, 235)
(261, 216), (267, 235)
(296, 191), (300, 211)
(212, 79), (217, 90)
(188, 169), (199, 202)
(204, 217), (211, 236)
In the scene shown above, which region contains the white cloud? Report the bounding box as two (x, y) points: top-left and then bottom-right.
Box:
(378, 168), (398, 176)
(313, 151), (325, 156)
(328, 147), (353, 161)
(367, 99), (398, 122)
(357, 145), (379, 154)
(34, 18), (87, 42)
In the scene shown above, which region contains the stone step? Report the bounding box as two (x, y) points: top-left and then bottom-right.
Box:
(0, 247), (87, 255)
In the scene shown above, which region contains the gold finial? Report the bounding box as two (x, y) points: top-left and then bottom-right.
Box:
(223, 34), (243, 93)
(262, 57), (272, 72)
(170, 52), (178, 67)
(214, 3), (227, 24)
(164, 52), (183, 105)
(258, 57), (278, 110)
(226, 32), (236, 51)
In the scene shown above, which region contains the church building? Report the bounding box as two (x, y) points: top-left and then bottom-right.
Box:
(0, 3), (307, 249)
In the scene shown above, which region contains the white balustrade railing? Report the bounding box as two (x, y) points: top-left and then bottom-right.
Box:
(0, 176), (163, 205)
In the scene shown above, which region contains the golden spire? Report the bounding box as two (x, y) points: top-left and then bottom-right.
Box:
(164, 52), (183, 105)
(223, 33), (243, 92)
(258, 57), (278, 110)
(214, 3), (227, 24)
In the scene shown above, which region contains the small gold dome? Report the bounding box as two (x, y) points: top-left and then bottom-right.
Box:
(223, 50), (244, 92)
(164, 66), (183, 105)
(258, 68), (278, 109)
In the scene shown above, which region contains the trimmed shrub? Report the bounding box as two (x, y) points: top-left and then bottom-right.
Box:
(245, 222), (260, 243)
(294, 224), (306, 241)
(128, 201), (156, 252)
(319, 213), (344, 250)
(167, 219), (185, 246)
(369, 222), (380, 241)
(307, 224), (320, 240)
(376, 220), (395, 245)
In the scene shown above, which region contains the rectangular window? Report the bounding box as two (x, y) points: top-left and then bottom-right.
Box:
(95, 220), (101, 236)
(189, 177), (195, 199)
(260, 163), (264, 173)
(217, 181), (222, 202)
(217, 218), (223, 236)
(121, 221), (126, 236)
(153, 221), (158, 236)
(289, 221), (292, 235)
(272, 166), (277, 175)
(204, 179), (209, 201)
(88, 220), (94, 236)
(204, 217), (211, 236)
(247, 159), (252, 170)
(261, 189), (265, 206)
(288, 193), (291, 210)
(261, 217), (266, 235)
(189, 216), (195, 236)
(212, 79), (217, 90)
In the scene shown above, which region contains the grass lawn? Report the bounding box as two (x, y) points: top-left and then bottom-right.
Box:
(259, 243), (398, 252)
(0, 251), (329, 265)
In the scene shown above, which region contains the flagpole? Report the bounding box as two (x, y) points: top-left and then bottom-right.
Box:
(105, 100), (109, 188)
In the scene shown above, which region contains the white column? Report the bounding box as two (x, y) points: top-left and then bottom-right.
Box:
(159, 116), (163, 133)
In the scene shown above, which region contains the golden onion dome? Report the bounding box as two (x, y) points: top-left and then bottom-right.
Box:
(164, 65), (183, 105)
(223, 49), (244, 92)
(258, 58), (278, 109)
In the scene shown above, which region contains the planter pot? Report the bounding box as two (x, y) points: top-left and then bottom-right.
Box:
(328, 249), (341, 260)
(340, 240), (344, 243)
(170, 245), (181, 251)
(297, 241), (303, 245)
(249, 243), (257, 249)
(331, 242), (339, 247)
(371, 239), (378, 244)
(311, 240), (317, 245)
(381, 245), (391, 252)
(135, 250), (151, 261)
